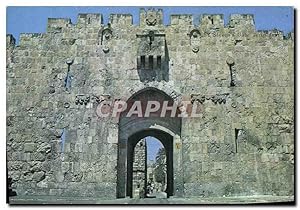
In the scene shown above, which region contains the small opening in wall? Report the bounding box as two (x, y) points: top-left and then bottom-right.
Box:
(141, 56), (146, 69)
(157, 56), (161, 69)
(229, 64), (236, 87)
(234, 128), (239, 153)
(64, 70), (72, 91)
(149, 56), (153, 70)
(234, 129), (244, 153)
(64, 75), (71, 90)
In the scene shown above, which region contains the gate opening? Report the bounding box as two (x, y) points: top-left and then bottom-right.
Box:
(117, 87), (181, 199)
(131, 137), (168, 198)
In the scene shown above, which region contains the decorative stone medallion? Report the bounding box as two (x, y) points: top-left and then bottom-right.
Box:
(146, 13), (157, 26)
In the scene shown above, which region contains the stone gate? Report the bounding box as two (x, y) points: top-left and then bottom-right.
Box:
(6, 8), (294, 200)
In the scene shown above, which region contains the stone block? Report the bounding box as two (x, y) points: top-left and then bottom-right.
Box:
(49, 188), (63, 196)
(61, 162), (70, 173)
(32, 171), (45, 182)
(261, 153), (269, 162)
(24, 143), (35, 152)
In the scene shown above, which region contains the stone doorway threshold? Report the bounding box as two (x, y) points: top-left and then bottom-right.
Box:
(9, 195), (294, 205)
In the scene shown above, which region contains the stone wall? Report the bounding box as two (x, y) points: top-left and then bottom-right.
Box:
(132, 139), (146, 198)
(6, 8), (294, 199)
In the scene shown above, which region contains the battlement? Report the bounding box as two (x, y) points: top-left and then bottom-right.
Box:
(229, 14), (255, 29)
(77, 13), (103, 27)
(200, 14), (224, 29)
(140, 8), (163, 27)
(170, 14), (193, 26)
(109, 14), (133, 26)
(8, 8), (293, 46)
(47, 18), (72, 32)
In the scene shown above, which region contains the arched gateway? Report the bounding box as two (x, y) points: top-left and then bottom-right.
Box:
(117, 88), (183, 198)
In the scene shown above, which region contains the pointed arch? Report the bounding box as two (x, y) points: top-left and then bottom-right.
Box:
(116, 87), (183, 198)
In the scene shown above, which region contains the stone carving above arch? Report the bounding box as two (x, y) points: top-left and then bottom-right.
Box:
(75, 94), (90, 105)
(191, 93), (230, 104)
(124, 82), (182, 103)
(75, 94), (111, 106)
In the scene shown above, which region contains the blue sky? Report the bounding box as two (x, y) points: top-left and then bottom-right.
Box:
(7, 6), (294, 44)
(146, 137), (164, 162)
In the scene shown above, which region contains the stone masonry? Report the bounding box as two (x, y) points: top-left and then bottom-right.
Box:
(6, 8), (294, 201)
(132, 139), (147, 198)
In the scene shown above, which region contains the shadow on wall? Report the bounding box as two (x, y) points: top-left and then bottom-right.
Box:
(7, 174), (17, 203)
(137, 32), (169, 82)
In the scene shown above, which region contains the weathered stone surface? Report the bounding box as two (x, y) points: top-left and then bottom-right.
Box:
(32, 171), (46, 182)
(6, 7), (294, 202)
(24, 143), (35, 152)
(132, 139), (146, 198)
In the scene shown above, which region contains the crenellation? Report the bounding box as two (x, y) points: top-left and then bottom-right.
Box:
(12, 10), (294, 47)
(77, 13), (103, 27)
(140, 8), (163, 27)
(47, 18), (72, 33)
(200, 14), (224, 29)
(109, 14), (133, 27)
(228, 14), (255, 30)
(170, 14), (193, 26)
